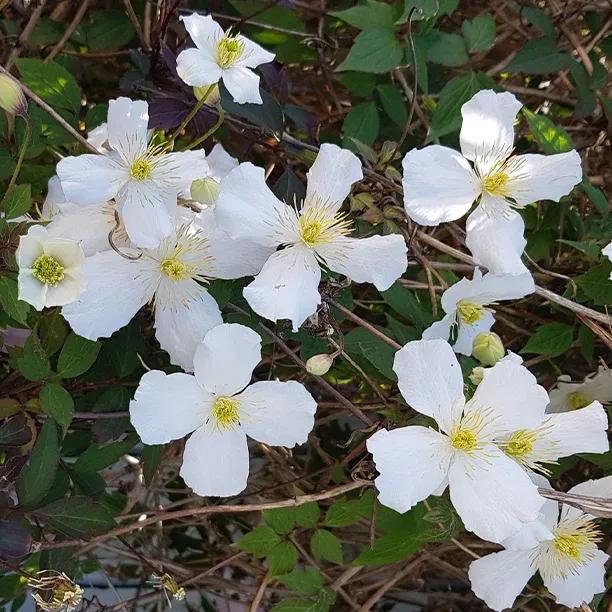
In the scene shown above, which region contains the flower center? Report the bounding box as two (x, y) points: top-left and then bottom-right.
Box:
(160, 257), (189, 280)
(450, 428), (477, 451)
(130, 159), (152, 181)
(504, 429), (536, 459)
(298, 206), (352, 248)
(567, 391), (589, 410)
(456, 299), (484, 324)
(31, 254), (65, 286)
(211, 396), (240, 429)
(481, 171), (509, 197)
(216, 36), (243, 68)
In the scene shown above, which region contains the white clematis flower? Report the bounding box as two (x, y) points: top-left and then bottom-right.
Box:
(423, 268), (534, 355)
(469, 476), (612, 611)
(187, 143), (239, 208)
(56, 97), (208, 249)
(129, 323), (317, 496)
(176, 13), (275, 105)
(367, 338), (548, 544)
(17, 225), (85, 311)
(216, 143), (408, 330)
(402, 90), (582, 275)
(547, 367), (612, 413)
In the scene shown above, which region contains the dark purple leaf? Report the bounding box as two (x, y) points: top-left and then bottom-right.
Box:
(0, 456), (27, 491)
(0, 415), (34, 449)
(148, 94), (216, 135)
(0, 516), (32, 558)
(259, 62), (288, 100)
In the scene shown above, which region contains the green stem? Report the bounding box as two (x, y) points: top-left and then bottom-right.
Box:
(0, 115), (31, 212)
(184, 105), (225, 151)
(166, 84), (216, 148)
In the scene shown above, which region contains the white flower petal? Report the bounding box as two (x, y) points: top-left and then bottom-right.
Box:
(176, 47), (223, 88)
(243, 246), (321, 331)
(17, 273), (46, 311)
(402, 145), (479, 225)
(315, 234), (407, 291)
(543, 549), (608, 609)
(422, 312), (455, 344)
(238, 380), (316, 446)
(460, 90), (522, 169)
(234, 35), (275, 69)
(502, 499), (557, 550)
(216, 162), (288, 247)
(57, 154), (126, 205)
(106, 97), (149, 163)
(42, 175), (67, 218)
(222, 66), (262, 104)
(193, 323), (262, 396)
(159, 150), (209, 194)
(508, 151), (582, 206)
(16, 225), (46, 267)
(44, 271), (85, 307)
(468, 549), (535, 611)
(449, 446), (544, 543)
(304, 144), (362, 213)
(207, 143), (239, 181)
(62, 251), (151, 340)
(563, 475), (612, 522)
(367, 426), (452, 513)
(453, 310), (495, 356)
(129, 370), (210, 444)
(465, 203), (529, 275)
(547, 368), (612, 413)
(393, 339), (465, 433)
(180, 425), (249, 497)
(154, 291), (223, 372)
(180, 13), (223, 55)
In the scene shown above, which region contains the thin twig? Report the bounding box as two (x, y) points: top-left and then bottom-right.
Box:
(45, 0), (92, 63)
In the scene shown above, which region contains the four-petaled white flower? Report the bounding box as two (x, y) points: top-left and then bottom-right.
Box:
(216, 143), (408, 330)
(469, 476), (611, 611)
(129, 323), (317, 496)
(547, 367), (612, 413)
(56, 97), (208, 249)
(402, 89), (582, 275)
(423, 268), (534, 356)
(17, 225), (85, 311)
(176, 13), (275, 105)
(367, 338), (549, 544)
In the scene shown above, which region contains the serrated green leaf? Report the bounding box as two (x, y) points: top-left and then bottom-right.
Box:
(277, 568), (325, 596)
(295, 502), (320, 528)
(40, 383), (74, 429)
(0, 276), (30, 324)
(462, 14), (496, 52)
(264, 507), (296, 534)
(575, 263), (612, 306)
(268, 540), (298, 575)
(521, 323), (573, 357)
(523, 109), (574, 154)
(237, 526), (281, 556)
(330, 1), (396, 29)
(310, 529), (342, 564)
(34, 496), (116, 537)
(17, 334), (50, 381)
(57, 333), (100, 378)
(342, 102), (379, 150)
(336, 28), (404, 74)
(324, 499), (362, 527)
(426, 32), (468, 66)
(506, 37), (572, 74)
(3, 185), (31, 219)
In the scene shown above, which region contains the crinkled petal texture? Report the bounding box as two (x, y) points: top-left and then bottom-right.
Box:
(460, 90), (522, 171)
(154, 291), (223, 372)
(452, 310), (495, 356)
(243, 246), (322, 332)
(466, 355), (548, 434)
(543, 549), (608, 609)
(129, 370), (210, 444)
(216, 163), (288, 247)
(304, 144), (363, 213)
(393, 339), (465, 433)
(507, 151), (582, 206)
(449, 447), (544, 543)
(402, 145), (480, 225)
(468, 548), (535, 611)
(193, 323), (262, 396)
(466, 204), (529, 275)
(315, 234), (407, 291)
(181, 425), (249, 497)
(222, 66), (263, 104)
(56, 154), (126, 205)
(238, 381), (316, 446)
(367, 426), (452, 513)
(62, 251), (151, 340)
(107, 97), (148, 163)
(176, 47), (223, 88)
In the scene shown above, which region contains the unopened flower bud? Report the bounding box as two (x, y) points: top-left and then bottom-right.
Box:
(193, 84), (220, 107)
(28, 570), (83, 612)
(469, 366), (485, 386)
(190, 176), (220, 207)
(306, 353), (334, 376)
(0, 74), (27, 117)
(472, 332), (505, 366)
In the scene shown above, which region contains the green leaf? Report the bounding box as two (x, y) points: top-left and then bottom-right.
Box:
(342, 102), (379, 150)
(272, 599), (319, 612)
(523, 109), (574, 154)
(575, 263), (612, 306)
(521, 323), (573, 358)
(237, 526), (282, 556)
(264, 507), (296, 535)
(382, 283), (433, 332)
(38, 311), (68, 357)
(17, 334), (51, 381)
(16, 419), (60, 508)
(80, 10), (134, 51)
(277, 568), (325, 596)
(506, 37), (572, 74)
(57, 333), (101, 378)
(324, 498), (363, 527)
(295, 502), (320, 528)
(268, 540), (298, 575)
(520, 6), (555, 37)
(73, 437), (136, 473)
(376, 84), (407, 128)
(15, 58), (81, 114)
(34, 496), (116, 537)
(142, 444), (164, 486)
(0, 276), (30, 324)
(330, 1), (396, 29)
(220, 86), (284, 137)
(40, 383), (74, 429)
(580, 179), (608, 218)
(462, 14), (496, 52)
(336, 28), (404, 74)
(310, 529), (343, 564)
(426, 32), (468, 66)
(344, 327), (396, 380)
(3, 185), (31, 219)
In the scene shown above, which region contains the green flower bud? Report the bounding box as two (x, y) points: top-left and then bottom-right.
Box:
(0, 74), (27, 117)
(193, 84), (220, 107)
(190, 177), (220, 206)
(469, 366), (485, 386)
(306, 353), (334, 376)
(472, 332), (505, 366)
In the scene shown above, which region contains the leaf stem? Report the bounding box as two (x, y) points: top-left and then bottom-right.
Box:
(0, 115), (31, 212)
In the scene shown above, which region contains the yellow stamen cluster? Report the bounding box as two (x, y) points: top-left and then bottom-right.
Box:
(504, 429), (537, 459)
(298, 206), (352, 248)
(151, 573), (186, 603)
(567, 391), (590, 410)
(546, 517), (602, 578)
(456, 299), (484, 324)
(32, 254), (65, 286)
(450, 428), (477, 451)
(28, 571), (83, 612)
(130, 158), (152, 181)
(212, 396), (240, 429)
(481, 171), (509, 197)
(216, 36), (244, 68)
(160, 257), (189, 281)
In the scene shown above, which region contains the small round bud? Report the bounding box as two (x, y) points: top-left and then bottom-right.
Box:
(193, 84), (221, 107)
(306, 353), (334, 376)
(0, 74), (27, 117)
(190, 177), (220, 207)
(472, 332), (505, 366)
(469, 366), (485, 386)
